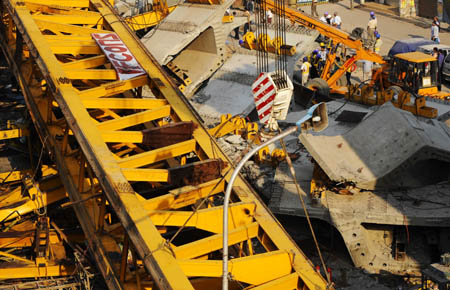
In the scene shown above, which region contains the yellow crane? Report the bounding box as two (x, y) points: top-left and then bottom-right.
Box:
(0, 0), (329, 289)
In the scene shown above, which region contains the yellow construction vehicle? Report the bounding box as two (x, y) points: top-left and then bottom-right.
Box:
(372, 51), (449, 99)
(259, 0), (448, 115)
(263, 0), (384, 94)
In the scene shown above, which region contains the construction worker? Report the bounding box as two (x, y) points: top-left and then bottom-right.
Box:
(318, 43), (328, 73)
(309, 49), (320, 79)
(367, 12), (377, 46)
(301, 56), (311, 86)
(311, 0), (319, 17)
(374, 32), (382, 54)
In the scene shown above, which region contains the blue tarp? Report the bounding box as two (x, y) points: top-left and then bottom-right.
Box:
(388, 38), (435, 57)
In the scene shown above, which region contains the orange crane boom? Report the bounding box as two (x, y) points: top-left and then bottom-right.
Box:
(264, 0), (385, 90)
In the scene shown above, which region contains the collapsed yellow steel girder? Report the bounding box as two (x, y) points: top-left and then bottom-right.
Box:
(0, 1), (328, 290)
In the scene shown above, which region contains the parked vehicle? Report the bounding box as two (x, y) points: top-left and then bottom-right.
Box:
(417, 44), (450, 57)
(388, 38), (434, 57)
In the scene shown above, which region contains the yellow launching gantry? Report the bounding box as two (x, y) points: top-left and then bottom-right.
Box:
(0, 1), (329, 290)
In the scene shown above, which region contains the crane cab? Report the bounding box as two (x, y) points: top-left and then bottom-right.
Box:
(388, 51), (440, 95)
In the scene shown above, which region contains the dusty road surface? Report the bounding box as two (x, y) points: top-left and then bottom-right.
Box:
(304, 0), (450, 56)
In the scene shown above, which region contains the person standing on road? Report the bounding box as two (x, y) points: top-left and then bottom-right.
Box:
(331, 12), (342, 29)
(438, 49), (444, 90)
(246, 0), (254, 13)
(433, 16), (440, 32)
(244, 9), (251, 35)
(267, 9), (273, 24)
(301, 56), (312, 86)
(326, 12), (332, 24)
(320, 12), (329, 23)
(367, 12), (377, 45)
(311, 0), (319, 17)
(432, 47), (439, 58)
(232, 12), (240, 40)
(431, 22), (440, 44)
(374, 32), (382, 54)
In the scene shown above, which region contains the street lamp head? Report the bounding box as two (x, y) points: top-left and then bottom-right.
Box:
(296, 102), (328, 133)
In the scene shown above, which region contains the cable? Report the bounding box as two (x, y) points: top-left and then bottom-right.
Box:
(278, 136), (331, 286)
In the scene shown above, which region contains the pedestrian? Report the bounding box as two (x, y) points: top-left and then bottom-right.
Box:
(438, 49), (445, 68)
(438, 49), (444, 90)
(301, 56), (311, 86)
(320, 12), (328, 23)
(374, 32), (382, 54)
(311, 0), (319, 17)
(267, 9), (273, 24)
(432, 46), (438, 58)
(433, 16), (440, 32)
(345, 55), (353, 86)
(331, 12), (341, 29)
(367, 12), (377, 45)
(244, 9), (251, 35)
(431, 22), (440, 44)
(233, 12), (240, 40)
(326, 13), (332, 25)
(246, 0), (254, 13)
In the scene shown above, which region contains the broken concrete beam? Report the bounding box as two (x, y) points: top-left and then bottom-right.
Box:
(141, 0), (246, 97)
(300, 102), (450, 190)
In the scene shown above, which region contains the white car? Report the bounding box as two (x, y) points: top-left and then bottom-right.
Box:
(442, 54), (450, 81)
(417, 44), (450, 57)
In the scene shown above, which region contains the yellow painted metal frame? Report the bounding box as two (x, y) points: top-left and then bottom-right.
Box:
(0, 1), (328, 289)
(0, 128), (28, 140)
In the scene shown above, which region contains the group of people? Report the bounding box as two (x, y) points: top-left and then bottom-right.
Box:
(300, 48), (355, 87)
(319, 11), (341, 29)
(300, 42), (332, 85)
(314, 5), (382, 53)
(299, 10), (383, 87)
(231, 0), (254, 40)
(432, 46), (445, 89)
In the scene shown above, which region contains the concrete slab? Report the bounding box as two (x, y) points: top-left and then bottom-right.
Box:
(141, 0), (247, 96)
(192, 30), (319, 124)
(300, 102), (450, 190)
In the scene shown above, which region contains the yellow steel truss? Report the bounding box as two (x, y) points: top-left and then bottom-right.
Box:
(0, 0), (328, 289)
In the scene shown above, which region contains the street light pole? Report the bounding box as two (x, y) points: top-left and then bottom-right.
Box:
(221, 125), (298, 290)
(222, 102), (328, 290)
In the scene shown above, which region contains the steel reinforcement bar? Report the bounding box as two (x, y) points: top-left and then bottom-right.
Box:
(0, 0), (328, 289)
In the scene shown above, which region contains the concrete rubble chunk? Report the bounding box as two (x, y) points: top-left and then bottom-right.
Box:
(300, 102), (450, 190)
(141, 0), (245, 97)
